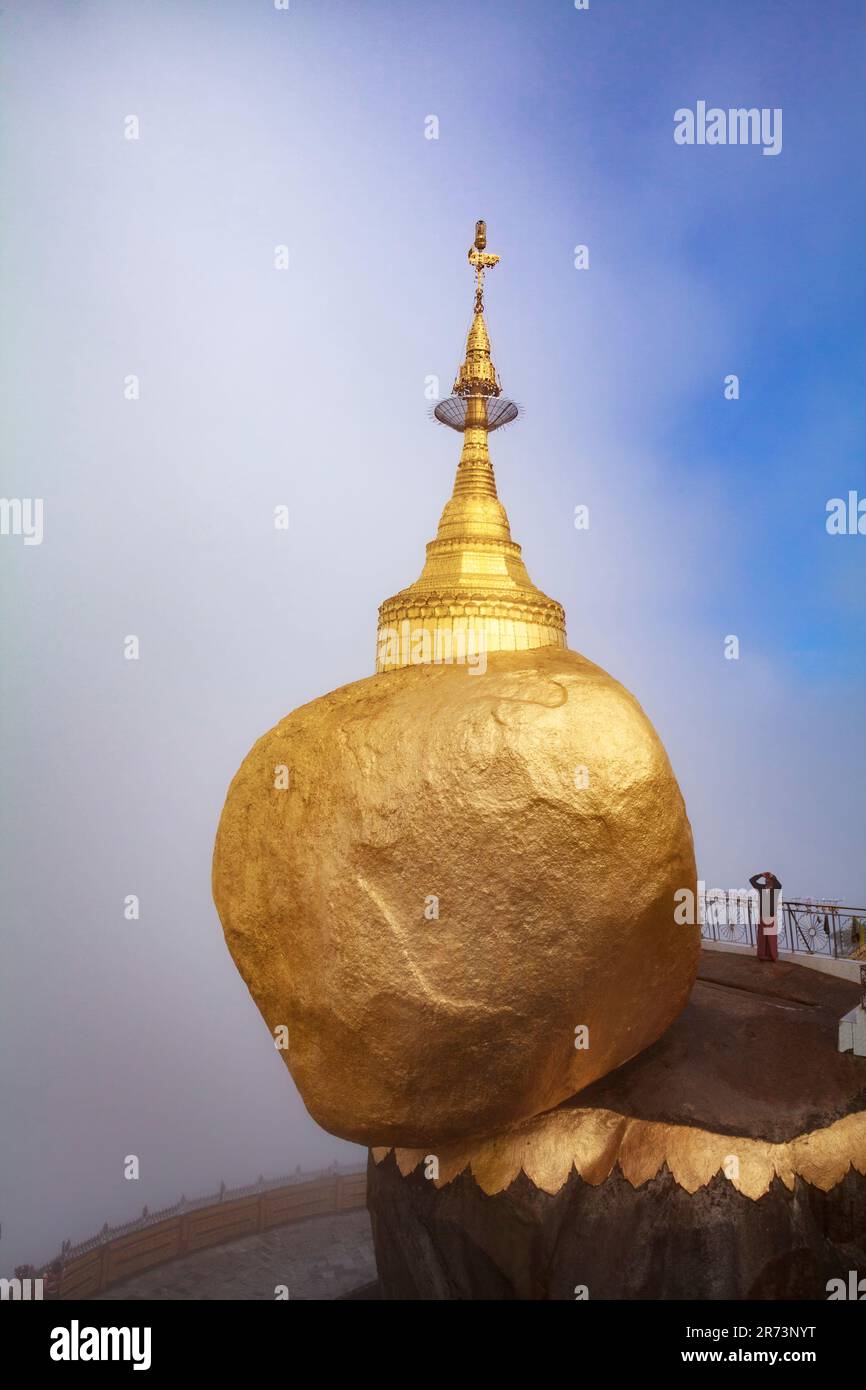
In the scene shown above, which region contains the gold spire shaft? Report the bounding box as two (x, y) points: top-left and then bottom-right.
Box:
(376, 223), (566, 672)
(449, 399), (500, 505)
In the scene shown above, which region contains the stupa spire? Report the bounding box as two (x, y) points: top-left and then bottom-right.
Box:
(376, 221), (567, 673)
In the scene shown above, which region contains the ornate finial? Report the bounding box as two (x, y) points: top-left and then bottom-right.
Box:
(452, 221), (504, 400)
(468, 219), (500, 314)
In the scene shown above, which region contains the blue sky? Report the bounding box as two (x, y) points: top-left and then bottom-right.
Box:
(1, 0), (864, 1268)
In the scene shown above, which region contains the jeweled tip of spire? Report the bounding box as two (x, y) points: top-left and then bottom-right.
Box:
(467, 219), (500, 317)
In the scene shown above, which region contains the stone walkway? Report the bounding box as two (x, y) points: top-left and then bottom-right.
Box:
(95, 1209), (376, 1301)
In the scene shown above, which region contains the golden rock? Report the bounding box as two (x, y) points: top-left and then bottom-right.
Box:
(213, 646), (698, 1147)
(212, 224), (699, 1149)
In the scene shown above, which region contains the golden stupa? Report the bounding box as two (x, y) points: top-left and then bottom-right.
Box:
(213, 223), (699, 1149)
(376, 222), (566, 671)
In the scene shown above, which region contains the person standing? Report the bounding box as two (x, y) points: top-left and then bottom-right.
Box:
(749, 870), (783, 961)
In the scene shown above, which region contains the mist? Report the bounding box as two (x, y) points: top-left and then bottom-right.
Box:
(2, 0), (864, 1273)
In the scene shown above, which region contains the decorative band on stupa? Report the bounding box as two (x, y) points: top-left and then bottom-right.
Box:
(376, 221), (567, 673)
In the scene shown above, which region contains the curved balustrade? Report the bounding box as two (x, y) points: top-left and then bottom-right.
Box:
(16, 1163), (367, 1300)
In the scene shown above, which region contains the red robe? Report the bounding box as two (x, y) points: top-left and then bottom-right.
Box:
(756, 916), (778, 961)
